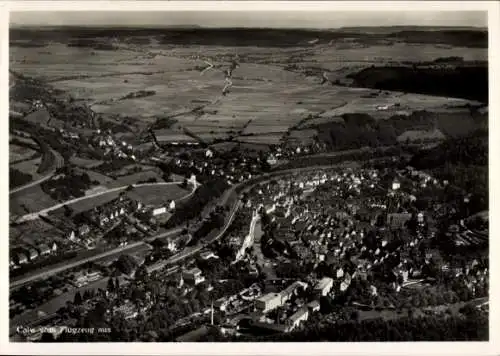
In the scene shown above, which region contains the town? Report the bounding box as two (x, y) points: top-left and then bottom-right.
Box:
(8, 15), (489, 343)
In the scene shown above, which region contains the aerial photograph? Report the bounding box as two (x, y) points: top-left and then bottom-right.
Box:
(8, 9), (488, 342)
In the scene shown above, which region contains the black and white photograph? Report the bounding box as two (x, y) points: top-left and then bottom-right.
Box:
(3, 1), (498, 352)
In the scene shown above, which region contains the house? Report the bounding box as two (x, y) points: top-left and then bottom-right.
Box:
(28, 248), (39, 261)
(387, 213), (412, 229)
(307, 300), (321, 313)
(391, 179), (401, 191)
(18, 253), (28, 265)
(314, 277), (333, 297)
(279, 281), (308, 303)
(255, 293), (283, 313)
(286, 306), (309, 331)
(38, 244), (51, 256)
(336, 267), (344, 279)
(183, 268), (205, 285)
(200, 250), (218, 260)
(67, 230), (76, 241)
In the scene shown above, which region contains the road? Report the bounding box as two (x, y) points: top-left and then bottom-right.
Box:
(15, 180), (198, 223)
(9, 148), (64, 195)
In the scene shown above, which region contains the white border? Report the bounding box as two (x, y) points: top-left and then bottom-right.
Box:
(1, 1), (499, 355)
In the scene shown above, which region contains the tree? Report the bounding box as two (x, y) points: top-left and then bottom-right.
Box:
(107, 277), (115, 293)
(74, 291), (82, 305)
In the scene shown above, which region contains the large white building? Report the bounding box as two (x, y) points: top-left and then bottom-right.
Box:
(255, 293), (282, 313)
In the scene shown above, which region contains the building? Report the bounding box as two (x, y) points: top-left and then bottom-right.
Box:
(392, 179), (401, 191)
(38, 244), (51, 256)
(307, 300), (321, 313)
(183, 268), (205, 285)
(387, 213), (412, 229)
(279, 281), (308, 303)
(255, 293), (283, 314)
(152, 207), (167, 216)
(18, 253), (28, 265)
(314, 277), (333, 297)
(28, 248), (39, 261)
(286, 307), (309, 331)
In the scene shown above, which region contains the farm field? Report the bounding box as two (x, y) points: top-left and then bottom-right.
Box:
(10, 41), (485, 144)
(112, 170), (165, 187)
(309, 43), (487, 69)
(69, 156), (103, 169)
(235, 134), (284, 145)
(10, 144), (38, 163)
(10, 157), (43, 178)
(9, 219), (59, 246)
(10, 186), (59, 216)
(126, 184), (190, 206)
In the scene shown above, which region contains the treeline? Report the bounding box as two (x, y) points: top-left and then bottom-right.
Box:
(32, 136), (56, 174)
(410, 130), (488, 168)
(10, 28), (487, 48)
(410, 130), (488, 214)
(276, 146), (405, 170)
(164, 178), (228, 228)
(313, 110), (485, 150)
(348, 65), (488, 103)
(41, 169), (97, 201)
(119, 90), (156, 101)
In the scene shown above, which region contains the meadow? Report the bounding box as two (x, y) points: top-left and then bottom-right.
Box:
(9, 39), (486, 149)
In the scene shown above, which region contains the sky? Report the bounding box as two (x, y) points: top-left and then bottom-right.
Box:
(10, 11), (487, 29)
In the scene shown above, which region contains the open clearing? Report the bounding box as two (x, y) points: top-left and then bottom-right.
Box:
(126, 184), (189, 206)
(10, 186), (59, 217)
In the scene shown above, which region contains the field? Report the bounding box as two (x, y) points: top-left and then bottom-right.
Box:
(9, 219), (59, 246)
(69, 156), (103, 169)
(10, 157), (43, 177)
(10, 186), (58, 216)
(9, 144), (38, 163)
(9, 33), (487, 149)
(397, 128), (446, 143)
(126, 184), (190, 206)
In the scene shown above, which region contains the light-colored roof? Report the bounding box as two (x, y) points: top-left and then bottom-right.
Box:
(314, 277), (333, 290)
(257, 293), (281, 303)
(288, 306), (308, 322)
